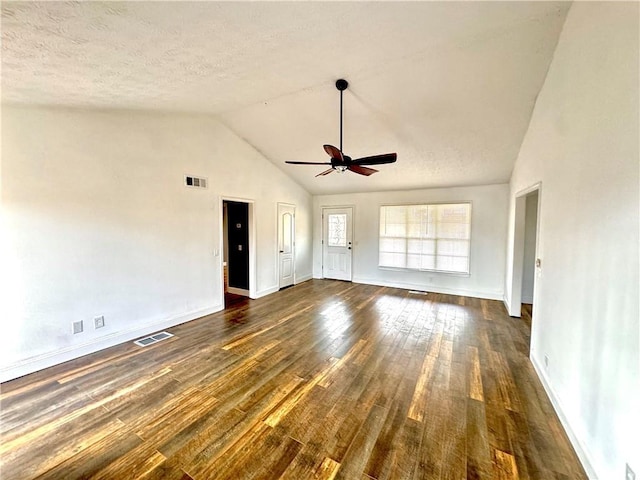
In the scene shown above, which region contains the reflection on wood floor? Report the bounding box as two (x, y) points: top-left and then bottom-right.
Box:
(225, 292), (249, 310)
(0, 280), (586, 479)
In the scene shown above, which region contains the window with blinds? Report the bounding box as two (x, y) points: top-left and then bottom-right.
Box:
(379, 203), (471, 274)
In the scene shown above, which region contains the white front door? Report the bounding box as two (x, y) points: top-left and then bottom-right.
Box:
(322, 207), (353, 281)
(278, 203), (295, 289)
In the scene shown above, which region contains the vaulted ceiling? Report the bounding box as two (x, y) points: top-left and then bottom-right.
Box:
(1, 1), (569, 194)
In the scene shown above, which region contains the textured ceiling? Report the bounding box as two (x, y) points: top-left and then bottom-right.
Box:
(1, 1), (570, 195)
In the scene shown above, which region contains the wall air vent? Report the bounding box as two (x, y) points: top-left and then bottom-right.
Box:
(133, 331), (174, 347)
(185, 175), (207, 189)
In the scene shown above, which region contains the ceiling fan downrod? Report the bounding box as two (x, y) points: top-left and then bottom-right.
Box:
(336, 79), (348, 153)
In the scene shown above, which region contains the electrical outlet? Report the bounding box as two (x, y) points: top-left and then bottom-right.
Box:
(626, 464), (636, 480)
(94, 316), (105, 329)
(72, 320), (83, 334)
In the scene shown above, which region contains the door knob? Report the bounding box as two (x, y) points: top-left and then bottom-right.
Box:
(279, 250), (284, 253)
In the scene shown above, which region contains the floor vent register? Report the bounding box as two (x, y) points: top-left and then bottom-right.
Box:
(134, 331), (174, 347)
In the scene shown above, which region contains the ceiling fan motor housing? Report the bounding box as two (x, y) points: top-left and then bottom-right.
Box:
(331, 155), (352, 168)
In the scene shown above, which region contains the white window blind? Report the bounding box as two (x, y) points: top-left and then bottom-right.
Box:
(379, 203), (471, 274)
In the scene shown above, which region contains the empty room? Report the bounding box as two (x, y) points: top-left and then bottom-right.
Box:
(1, 2), (638, 479)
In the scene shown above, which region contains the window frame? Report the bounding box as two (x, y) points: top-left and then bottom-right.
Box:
(378, 201), (472, 276)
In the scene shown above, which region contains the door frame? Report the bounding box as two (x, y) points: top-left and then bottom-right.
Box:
(321, 205), (354, 281)
(277, 202), (296, 289)
(220, 196), (257, 302)
(508, 183), (541, 318)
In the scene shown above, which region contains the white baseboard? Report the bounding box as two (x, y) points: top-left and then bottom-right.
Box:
(254, 285), (278, 299)
(0, 304), (222, 383)
(503, 295), (516, 317)
(530, 356), (599, 479)
(253, 276), (312, 298)
(352, 276), (503, 301)
(295, 273), (313, 284)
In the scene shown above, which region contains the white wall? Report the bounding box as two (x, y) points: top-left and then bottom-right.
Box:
(313, 184), (508, 300)
(0, 105), (312, 382)
(521, 192), (538, 304)
(504, 3), (639, 478)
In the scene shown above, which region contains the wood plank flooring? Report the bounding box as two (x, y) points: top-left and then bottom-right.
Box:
(521, 305), (533, 331)
(0, 280), (586, 479)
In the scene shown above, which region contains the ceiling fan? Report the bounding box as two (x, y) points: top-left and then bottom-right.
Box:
(285, 79), (397, 177)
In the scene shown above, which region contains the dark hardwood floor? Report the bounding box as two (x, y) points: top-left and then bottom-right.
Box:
(0, 280), (586, 479)
(521, 304), (533, 331)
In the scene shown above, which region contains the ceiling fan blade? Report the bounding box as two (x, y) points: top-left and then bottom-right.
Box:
(348, 165), (378, 176)
(323, 144), (344, 162)
(285, 161), (332, 165)
(351, 153), (397, 166)
(316, 168), (335, 177)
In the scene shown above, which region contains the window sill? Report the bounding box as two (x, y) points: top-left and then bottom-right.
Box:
(377, 266), (470, 278)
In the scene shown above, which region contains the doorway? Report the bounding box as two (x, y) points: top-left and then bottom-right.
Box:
(322, 206), (353, 281)
(520, 191), (539, 329)
(278, 203), (295, 289)
(509, 184), (541, 330)
(222, 198), (255, 306)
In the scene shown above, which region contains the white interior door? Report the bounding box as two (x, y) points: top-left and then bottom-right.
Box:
(278, 203), (295, 289)
(322, 207), (353, 281)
